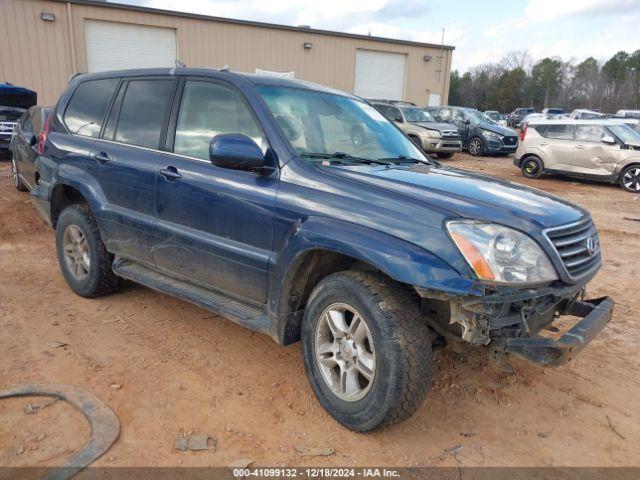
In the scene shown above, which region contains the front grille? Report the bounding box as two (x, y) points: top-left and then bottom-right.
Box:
(544, 218), (601, 280)
(503, 136), (518, 145)
(0, 121), (16, 138)
(442, 130), (459, 138)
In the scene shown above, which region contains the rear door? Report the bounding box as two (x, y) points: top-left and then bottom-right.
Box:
(572, 124), (620, 177)
(62, 76), (177, 265)
(152, 77), (278, 304)
(533, 123), (575, 171)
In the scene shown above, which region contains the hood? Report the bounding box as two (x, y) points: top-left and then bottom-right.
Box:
(324, 163), (586, 230)
(411, 121), (458, 132)
(478, 122), (516, 136)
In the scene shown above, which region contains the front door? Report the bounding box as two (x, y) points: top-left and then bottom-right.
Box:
(572, 124), (620, 177)
(152, 78), (277, 304)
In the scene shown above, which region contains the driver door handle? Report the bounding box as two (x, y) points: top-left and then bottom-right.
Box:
(575, 145), (585, 149)
(159, 166), (182, 180)
(94, 152), (111, 163)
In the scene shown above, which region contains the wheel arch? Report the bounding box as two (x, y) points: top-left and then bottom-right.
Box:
(269, 217), (468, 345)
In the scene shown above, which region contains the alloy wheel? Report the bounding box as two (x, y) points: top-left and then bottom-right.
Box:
(315, 302), (376, 402)
(62, 225), (91, 280)
(469, 139), (481, 155)
(623, 167), (640, 192)
(524, 160), (539, 175)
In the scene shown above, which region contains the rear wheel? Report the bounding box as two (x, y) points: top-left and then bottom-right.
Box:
(468, 137), (484, 156)
(620, 165), (640, 192)
(521, 156), (544, 179)
(55, 204), (120, 298)
(301, 271), (432, 431)
(10, 154), (28, 192)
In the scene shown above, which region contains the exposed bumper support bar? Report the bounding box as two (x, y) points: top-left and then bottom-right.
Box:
(504, 296), (614, 366)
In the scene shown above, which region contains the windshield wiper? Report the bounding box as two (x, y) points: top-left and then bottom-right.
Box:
(300, 152), (389, 166)
(377, 155), (434, 165)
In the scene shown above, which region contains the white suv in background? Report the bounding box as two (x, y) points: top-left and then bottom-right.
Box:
(514, 119), (640, 192)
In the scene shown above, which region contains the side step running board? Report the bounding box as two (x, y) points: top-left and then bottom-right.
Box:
(113, 259), (271, 336)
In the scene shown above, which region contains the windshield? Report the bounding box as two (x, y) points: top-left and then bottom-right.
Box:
(402, 107), (435, 123)
(257, 85), (427, 163)
(609, 124), (640, 144)
(465, 109), (494, 124)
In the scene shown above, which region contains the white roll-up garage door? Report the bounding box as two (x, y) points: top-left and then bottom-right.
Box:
(354, 49), (406, 101)
(85, 20), (177, 73)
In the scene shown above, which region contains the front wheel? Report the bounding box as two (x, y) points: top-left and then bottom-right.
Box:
(620, 165), (640, 192)
(468, 137), (484, 156)
(301, 271), (432, 431)
(521, 156), (544, 179)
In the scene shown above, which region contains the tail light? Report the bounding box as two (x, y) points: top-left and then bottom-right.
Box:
(36, 114), (52, 155)
(519, 123), (528, 141)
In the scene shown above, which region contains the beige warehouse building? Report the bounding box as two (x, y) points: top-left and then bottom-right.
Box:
(0, 0), (454, 107)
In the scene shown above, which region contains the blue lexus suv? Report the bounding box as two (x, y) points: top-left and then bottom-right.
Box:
(32, 68), (613, 431)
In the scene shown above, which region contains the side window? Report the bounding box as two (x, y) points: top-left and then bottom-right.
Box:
(575, 124), (607, 143)
(64, 78), (119, 138)
(388, 107), (402, 122)
(174, 81), (263, 161)
(538, 124), (574, 140)
(20, 113), (33, 133)
(452, 109), (466, 123)
(114, 79), (175, 149)
(437, 108), (451, 121)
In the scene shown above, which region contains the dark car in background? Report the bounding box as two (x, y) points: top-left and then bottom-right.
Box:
(1, 83), (37, 156)
(428, 106), (519, 156)
(1, 105), (25, 156)
(508, 107), (536, 127)
(9, 106), (52, 191)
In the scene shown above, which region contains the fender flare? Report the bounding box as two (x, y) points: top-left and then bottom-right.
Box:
(269, 216), (479, 344)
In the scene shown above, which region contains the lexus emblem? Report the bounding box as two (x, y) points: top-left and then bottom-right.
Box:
(586, 235), (599, 257)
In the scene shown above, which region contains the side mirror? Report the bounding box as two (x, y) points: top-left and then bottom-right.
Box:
(601, 135), (616, 145)
(209, 134), (267, 173)
(394, 114), (403, 123)
(29, 133), (37, 146)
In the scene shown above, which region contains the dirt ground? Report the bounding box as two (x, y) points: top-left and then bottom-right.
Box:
(1, 153), (639, 470)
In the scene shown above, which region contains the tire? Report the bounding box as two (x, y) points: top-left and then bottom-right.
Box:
(468, 137), (484, 156)
(619, 164), (640, 193)
(521, 156), (544, 179)
(55, 204), (120, 298)
(10, 154), (28, 192)
(301, 271), (432, 431)
(437, 152), (454, 159)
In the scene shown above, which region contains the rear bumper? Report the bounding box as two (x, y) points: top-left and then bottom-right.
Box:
(504, 296), (613, 366)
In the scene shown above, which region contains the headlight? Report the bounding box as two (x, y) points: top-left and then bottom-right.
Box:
(424, 129), (441, 138)
(482, 130), (500, 139)
(447, 220), (558, 284)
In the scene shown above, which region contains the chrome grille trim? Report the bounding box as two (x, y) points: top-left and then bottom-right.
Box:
(543, 217), (601, 281)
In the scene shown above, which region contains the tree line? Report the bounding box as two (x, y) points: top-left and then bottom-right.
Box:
(448, 50), (640, 114)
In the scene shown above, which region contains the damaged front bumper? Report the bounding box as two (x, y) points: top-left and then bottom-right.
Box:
(503, 296), (613, 366)
(416, 283), (614, 366)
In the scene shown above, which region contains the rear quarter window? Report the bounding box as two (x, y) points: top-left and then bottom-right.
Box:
(64, 78), (119, 137)
(536, 124), (574, 140)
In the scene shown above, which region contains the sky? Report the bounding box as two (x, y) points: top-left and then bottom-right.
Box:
(116, 0), (640, 71)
